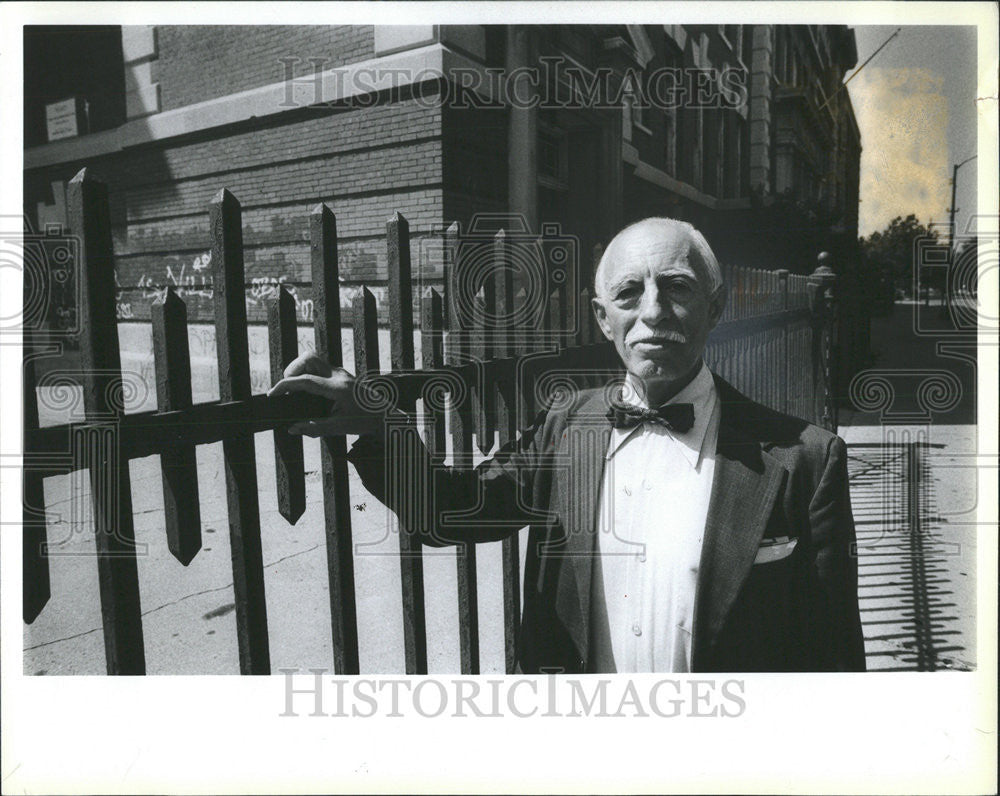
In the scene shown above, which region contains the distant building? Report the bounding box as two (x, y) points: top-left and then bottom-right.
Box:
(24, 24), (861, 328)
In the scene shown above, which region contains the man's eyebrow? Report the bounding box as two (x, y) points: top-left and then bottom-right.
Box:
(609, 276), (641, 285)
(607, 277), (642, 293)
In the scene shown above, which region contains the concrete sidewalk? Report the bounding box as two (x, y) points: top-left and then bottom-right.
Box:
(840, 421), (978, 671)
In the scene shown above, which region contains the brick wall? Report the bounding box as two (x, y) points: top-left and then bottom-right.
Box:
(156, 26), (375, 112)
(25, 91), (445, 327)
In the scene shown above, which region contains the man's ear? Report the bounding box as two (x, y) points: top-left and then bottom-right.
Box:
(707, 284), (727, 329)
(591, 296), (613, 341)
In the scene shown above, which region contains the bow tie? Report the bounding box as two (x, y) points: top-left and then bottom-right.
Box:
(606, 402), (695, 433)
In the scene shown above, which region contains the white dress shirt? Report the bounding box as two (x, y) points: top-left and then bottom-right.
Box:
(589, 361), (721, 673)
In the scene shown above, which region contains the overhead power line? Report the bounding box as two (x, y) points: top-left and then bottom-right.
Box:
(817, 27), (901, 113)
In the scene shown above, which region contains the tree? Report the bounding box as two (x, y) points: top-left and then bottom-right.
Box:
(859, 214), (940, 297)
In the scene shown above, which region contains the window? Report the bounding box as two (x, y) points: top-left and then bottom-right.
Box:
(723, 25), (739, 52)
(676, 101), (703, 189)
(24, 26), (126, 147)
(702, 108), (720, 197)
(774, 27), (786, 84)
(741, 26), (753, 69)
(723, 111), (745, 199)
(676, 105), (689, 183)
(664, 109), (677, 177)
(622, 88), (633, 142)
(738, 115), (748, 198)
(622, 74), (647, 135)
(555, 26), (592, 62)
(662, 45), (682, 176)
(537, 126), (568, 189)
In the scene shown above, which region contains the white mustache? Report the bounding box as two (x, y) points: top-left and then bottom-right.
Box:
(631, 331), (687, 344)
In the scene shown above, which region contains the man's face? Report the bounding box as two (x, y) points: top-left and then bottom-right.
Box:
(591, 225), (725, 397)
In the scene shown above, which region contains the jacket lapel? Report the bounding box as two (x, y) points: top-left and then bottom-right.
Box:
(691, 376), (788, 669)
(553, 388), (613, 666)
(547, 375), (788, 672)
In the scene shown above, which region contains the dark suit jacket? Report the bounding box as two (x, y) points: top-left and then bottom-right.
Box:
(348, 373), (866, 673)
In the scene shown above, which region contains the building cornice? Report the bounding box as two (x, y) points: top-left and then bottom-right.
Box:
(25, 43), (492, 171)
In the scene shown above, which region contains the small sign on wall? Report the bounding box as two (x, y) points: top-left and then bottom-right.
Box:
(45, 97), (86, 142)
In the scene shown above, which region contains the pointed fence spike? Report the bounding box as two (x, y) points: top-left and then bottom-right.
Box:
(152, 285), (202, 565)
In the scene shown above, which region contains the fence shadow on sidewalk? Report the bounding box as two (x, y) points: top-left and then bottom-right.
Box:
(848, 440), (974, 671)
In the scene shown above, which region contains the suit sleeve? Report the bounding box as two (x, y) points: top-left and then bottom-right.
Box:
(808, 435), (867, 671)
(346, 409), (553, 547)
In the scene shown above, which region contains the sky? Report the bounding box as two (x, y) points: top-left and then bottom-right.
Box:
(847, 25), (979, 241)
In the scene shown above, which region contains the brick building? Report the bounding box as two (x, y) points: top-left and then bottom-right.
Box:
(24, 24), (861, 331)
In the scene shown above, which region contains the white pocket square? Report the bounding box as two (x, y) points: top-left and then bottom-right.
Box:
(754, 537), (798, 564)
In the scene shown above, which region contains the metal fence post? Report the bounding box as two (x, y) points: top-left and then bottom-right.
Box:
(777, 269), (790, 414)
(152, 287), (202, 565)
(310, 204), (361, 675)
(22, 328), (51, 624)
(68, 168), (146, 675)
(386, 213), (428, 675)
(809, 252), (838, 432)
(211, 188), (271, 675)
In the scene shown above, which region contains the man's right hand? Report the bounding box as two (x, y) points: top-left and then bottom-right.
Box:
(267, 352), (385, 438)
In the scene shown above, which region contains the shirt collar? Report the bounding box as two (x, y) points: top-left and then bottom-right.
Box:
(606, 360), (718, 468)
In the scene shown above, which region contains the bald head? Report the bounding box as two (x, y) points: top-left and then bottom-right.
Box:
(589, 217), (727, 405)
(594, 218), (724, 300)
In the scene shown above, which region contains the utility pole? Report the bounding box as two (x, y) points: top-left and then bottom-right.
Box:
(946, 155), (977, 317)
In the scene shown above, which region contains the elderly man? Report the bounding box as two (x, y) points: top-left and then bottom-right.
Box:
(270, 218), (866, 673)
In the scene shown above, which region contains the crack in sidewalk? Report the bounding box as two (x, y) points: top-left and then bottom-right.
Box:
(24, 543), (322, 651)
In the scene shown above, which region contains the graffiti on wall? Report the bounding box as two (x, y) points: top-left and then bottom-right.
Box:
(115, 249), (390, 323)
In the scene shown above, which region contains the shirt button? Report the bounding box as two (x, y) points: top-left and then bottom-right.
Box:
(632, 622), (642, 636)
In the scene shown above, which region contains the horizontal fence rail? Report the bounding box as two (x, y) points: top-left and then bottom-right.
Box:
(23, 169), (838, 675)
